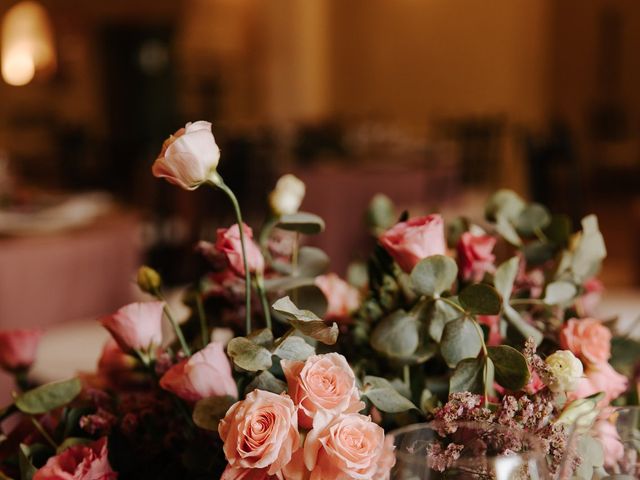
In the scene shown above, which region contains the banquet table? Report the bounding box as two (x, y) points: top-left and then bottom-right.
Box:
(0, 211), (141, 402)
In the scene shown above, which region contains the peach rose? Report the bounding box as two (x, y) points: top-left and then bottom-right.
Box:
(282, 353), (364, 429)
(560, 318), (611, 365)
(100, 301), (164, 353)
(34, 437), (116, 480)
(152, 121), (220, 190)
(219, 390), (300, 476)
(594, 418), (624, 468)
(314, 274), (360, 322)
(221, 466), (276, 480)
(216, 223), (265, 277)
(0, 329), (43, 372)
(303, 414), (386, 480)
(571, 362), (628, 406)
(457, 232), (496, 282)
(379, 214), (446, 272)
(160, 342), (237, 402)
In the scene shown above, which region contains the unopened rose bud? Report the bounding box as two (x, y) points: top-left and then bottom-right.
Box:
(137, 266), (162, 294)
(269, 174), (305, 216)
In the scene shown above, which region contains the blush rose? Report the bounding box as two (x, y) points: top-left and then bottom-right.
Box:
(314, 274), (360, 322)
(216, 223), (265, 277)
(560, 318), (612, 365)
(100, 301), (164, 353)
(379, 214), (446, 272)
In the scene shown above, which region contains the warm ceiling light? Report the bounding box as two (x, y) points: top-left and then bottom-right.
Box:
(1, 1), (56, 86)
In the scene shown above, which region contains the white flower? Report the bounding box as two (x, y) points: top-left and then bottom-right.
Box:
(269, 174), (306, 216)
(546, 350), (584, 393)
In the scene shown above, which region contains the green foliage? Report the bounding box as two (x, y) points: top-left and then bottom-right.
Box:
(543, 281), (577, 306)
(426, 299), (462, 343)
(272, 336), (315, 361)
(276, 212), (325, 235)
(440, 317), (482, 368)
(19, 444), (37, 480)
(458, 284), (502, 315)
(192, 396), (237, 431)
(227, 337), (273, 372)
(15, 378), (82, 415)
(272, 296), (338, 345)
(485, 189), (526, 222)
(367, 194), (396, 234)
(56, 437), (92, 454)
(244, 371), (287, 395)
(487, 345), (530, 391)
(449, 358), (485, 394)
(410, 255), (458, 297)
(515, 203), (551, 236)
(370, 310), (420, 360)
(362, 376), (417, 413)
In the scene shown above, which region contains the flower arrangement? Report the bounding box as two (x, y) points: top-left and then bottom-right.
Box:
(0, 121), (638, 480)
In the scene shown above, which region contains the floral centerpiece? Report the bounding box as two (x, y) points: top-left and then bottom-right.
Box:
(0, 121), (638, 480)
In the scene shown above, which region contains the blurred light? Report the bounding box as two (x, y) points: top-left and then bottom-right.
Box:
(1, 1), (56, 86)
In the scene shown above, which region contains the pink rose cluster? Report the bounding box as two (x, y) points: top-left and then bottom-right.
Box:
(561, 317), (628, 406)
(34, 437), (116, 480)
(218, 353), (395, 480)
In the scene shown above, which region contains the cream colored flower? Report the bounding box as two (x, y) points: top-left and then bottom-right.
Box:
(546, 350), (583, 393)
(269, 174), (306, 216)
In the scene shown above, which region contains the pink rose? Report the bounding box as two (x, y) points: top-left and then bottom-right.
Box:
(152, 121), (220, 190)
(0, 329), (43, 372)
(314, 274), (360, 322)
(100, 301), (164, 353)
(560, 318), (611, 365)
(379, 214), (446, 272)
(476, 315), (501, 346)
(374, 435), (397, 480)
(216, 223), (265, 277)
(219, 390), (300, 476)
(303, 414), (386, 480)
(457, 232), (496, 282)
(282, 353), (364, 429)
(221, 466), (276, 480)
(594, 418), (624, 468)
(571, 362), (628, 406)
(34, 437), (117, 480)
(159, 342), (237, 402)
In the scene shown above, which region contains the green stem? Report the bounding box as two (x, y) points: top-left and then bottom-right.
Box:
(471, 318), (490, 408)
(195, 292), (208, 349)
(30, 416), (57, 450)
(403, 364), (411, 388)
(255, 275), (272, 330)
(213, 178), (252, 334)
(438, 296), (467, 315)
(510, 298), (546, 306)
(162, 303), (191, 356)
(274, 327), (295, 348)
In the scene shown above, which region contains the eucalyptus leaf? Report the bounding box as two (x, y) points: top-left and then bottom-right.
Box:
(296, 247), (330, 277)
(273, 336), (315, 361)
(420, 389), (440, 414)
(440, 317), (482, 368)
(192, 395), (237, 431)
(272, 296), (338, 344)
(277, 212), (325, 235)
(446, 217), (469, 249)
(522, 241), (555, 266)
(571, 215), (607, 283)
(291, 285), (329, 320)
(487, 345), (530, 391)
(544, 281), (577, 305)
(245, 371), (287, 395)
(370, 310), (420, 360)
(485, 189), (526, 222)
(426, 299), (462, 343)
(515, 203), (551, 236)
(227, 337), (273, 372)
(495, 214), (522, 246)
(544, 214), (572, 246)
(15, 378), (82, 415)
(363, 376), (417, 413)
(247, 328), (274, 348)
(19, 444), (36, 480)
(503, 305), (543, 346)
(458, 284), (502, 315)
(367, 194), (396, 233)
(410, 255), (458, 297)
(450, 358), (485, 393)
(494, 257), (519, 300)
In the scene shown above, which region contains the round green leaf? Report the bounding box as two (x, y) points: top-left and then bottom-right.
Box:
(493, 256), (519, 300)
(273, 336), (315, 361)
(227, 337), (273, 372)
(440, 317), (482, 368)
(370, 310), (420, 360)
(272, 296), (337, 344)
(459, 284), (502, 315)
(244, 371), (287, 395)
(277, 212), (325, 235)
(487, 345), (530, 391)
(515, 203), (551, 236)
(410, 255), (458, 297)
(449, 358), (485, 394)
(15, 378), (82, 415)
(363, 376), (417, 413)
(544, 281), (577, 305)
(192, 395), (236, 431)
(485, 189), (526, 222)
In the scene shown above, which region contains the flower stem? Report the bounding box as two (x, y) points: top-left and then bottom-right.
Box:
(403, 364), (411, 388)
(212, 178), (252, 334)
(255, 275), (272, 330)
(195, 291), (208, 349)
(163, 302), (191, 356)
(30, 416), (57, 450)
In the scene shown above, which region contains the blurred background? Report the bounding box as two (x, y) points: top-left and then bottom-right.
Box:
(0, 0), (639, 395)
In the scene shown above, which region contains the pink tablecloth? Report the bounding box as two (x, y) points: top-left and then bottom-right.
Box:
(0, 212), (141, 401)
(294, 163), (460, 274)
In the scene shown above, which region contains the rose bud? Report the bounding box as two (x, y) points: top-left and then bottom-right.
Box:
(136, 265), (162, 295)
(0, 329), (43, 373)
(269, 174), (306, 216)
